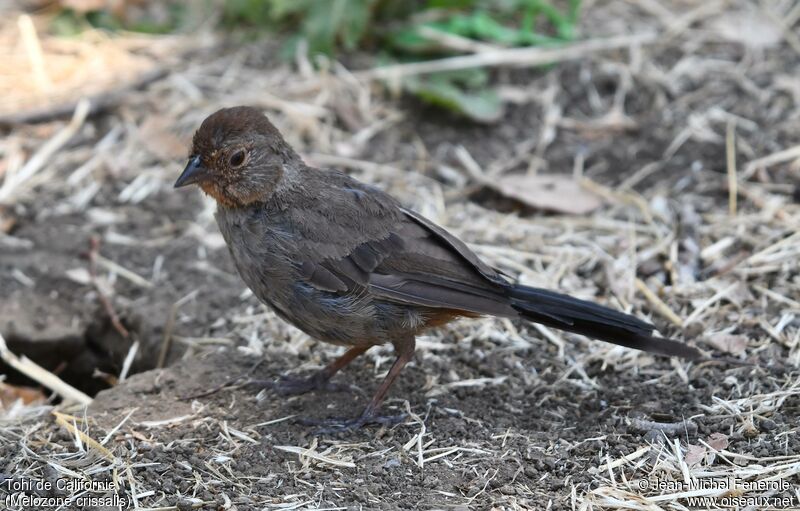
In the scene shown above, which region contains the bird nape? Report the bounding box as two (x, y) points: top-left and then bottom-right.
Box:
(175, 106), (721, 433)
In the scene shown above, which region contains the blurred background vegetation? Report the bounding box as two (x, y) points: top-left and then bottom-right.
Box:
(48, 0), (582, 121)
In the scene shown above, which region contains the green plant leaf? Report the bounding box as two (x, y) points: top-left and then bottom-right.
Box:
(50, 10), (89, 37)
(514, 0), (580, 39)
(388, 7), (570, 56)
(427, 0), (478, 8)
(404, 72), (504, 123)
(223, 0), (272, 27)
(270, 0), (377, 56)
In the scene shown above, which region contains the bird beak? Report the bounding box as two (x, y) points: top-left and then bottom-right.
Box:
(174, 155), (209, 188)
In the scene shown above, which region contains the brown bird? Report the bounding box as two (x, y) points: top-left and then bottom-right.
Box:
(175, 106), (705, 431)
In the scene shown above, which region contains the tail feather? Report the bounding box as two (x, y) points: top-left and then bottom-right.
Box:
(509, 285), (704, 360)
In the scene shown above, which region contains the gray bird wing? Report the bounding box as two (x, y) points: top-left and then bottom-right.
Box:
(286, 170), (516, 317)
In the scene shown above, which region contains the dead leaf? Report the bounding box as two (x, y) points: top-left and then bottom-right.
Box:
(492, 174), (604, 215)
(60, 0), (147, 18)
(60, 0), (109, 12)
(707, 432), (729, 451)
(65, 267), (92, 286)
(706, 332), (748, 355)
(0, 207), (15, 233)
(685, 443), (707, 466)
(711, 11), (782, 49)
(723, 281), (753, 307)
(0, 382), (47, 408)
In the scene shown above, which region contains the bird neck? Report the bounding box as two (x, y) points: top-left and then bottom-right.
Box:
(271, 159), (306, 198)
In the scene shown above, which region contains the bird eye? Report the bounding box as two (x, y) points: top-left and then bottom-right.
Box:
(229, 149), (247, 168)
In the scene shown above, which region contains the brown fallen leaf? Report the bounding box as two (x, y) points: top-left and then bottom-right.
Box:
(685, 443), (707, 467)
(707, 432), (729, 451)
(703, 432), (729, 465)
(711, 10), (782, 49)
(60, 0), (153, 19)
(0, 382), (47, 408)
(492, 174), (604, 215)
(0, 207), (15, 233)
(706, 332), (748, 355)
(60, 0), (109, 12)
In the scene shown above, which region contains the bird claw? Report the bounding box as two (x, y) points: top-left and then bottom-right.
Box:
(298, 412), (407, 434)
(247, 375), (357, 396)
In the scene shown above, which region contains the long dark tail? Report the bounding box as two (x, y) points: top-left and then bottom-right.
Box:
(508, 285), (705, 360)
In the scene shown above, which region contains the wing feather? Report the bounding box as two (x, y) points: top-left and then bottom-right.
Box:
(285, 167), (513, 316)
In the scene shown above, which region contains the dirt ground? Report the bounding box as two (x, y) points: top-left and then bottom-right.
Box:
(1, 1), (800, 510)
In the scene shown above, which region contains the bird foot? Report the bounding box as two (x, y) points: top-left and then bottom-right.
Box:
(298, 412), (407, 434)
(247, 374), (355, 396)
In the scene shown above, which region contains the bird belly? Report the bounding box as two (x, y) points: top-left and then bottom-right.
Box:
(226, 240), (386, 347)
(280, 281), (388, 347)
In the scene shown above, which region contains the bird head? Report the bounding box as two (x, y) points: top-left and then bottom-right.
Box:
(174, 106), (298, 207)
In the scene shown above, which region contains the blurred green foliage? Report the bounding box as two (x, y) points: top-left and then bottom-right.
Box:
(50, 0), (581, 121)
(52, 3), (188, 35)
(403, 70), (505, 123)
(229, 0), (581, 121)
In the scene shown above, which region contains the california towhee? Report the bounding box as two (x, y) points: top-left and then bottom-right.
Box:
(175, 106), (705, 431)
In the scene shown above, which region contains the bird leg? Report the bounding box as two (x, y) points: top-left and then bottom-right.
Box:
(301, 337), (416, 433)
(249, 345), (369, 396)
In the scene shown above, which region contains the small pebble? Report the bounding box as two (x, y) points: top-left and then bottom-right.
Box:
(760, 419), (777, 432)
(499, 485), (517, 495)
(383, 458), (401, 470)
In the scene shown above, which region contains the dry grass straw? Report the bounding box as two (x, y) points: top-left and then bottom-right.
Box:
(274, 443), (357, 469)
(362, 31), (657, 80)
(0, 98), (90, 204)
(0, 14), (192, 120)
(0, 332), (92, 405)
(583, 378), (800, 510)
(52, 411), (115, 460)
